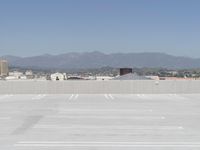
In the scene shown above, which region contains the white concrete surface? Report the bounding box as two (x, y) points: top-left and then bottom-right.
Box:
(0, 94), (200, 149)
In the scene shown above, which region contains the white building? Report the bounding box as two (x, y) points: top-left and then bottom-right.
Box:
(96, 76), (114, 81)
(9, 71), (23, 77)
(25, 70), (33, 76)
(145, 76), (160, 80)
(51, 72), (66, 81)
(7, 71), (24, 80)
(5, 76), (18, 80)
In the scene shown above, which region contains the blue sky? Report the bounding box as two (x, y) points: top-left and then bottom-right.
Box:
(0, 0), (200, 57)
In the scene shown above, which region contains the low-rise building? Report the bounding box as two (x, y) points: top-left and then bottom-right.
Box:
(96, 76), (114, 80)
(113, 73), (151, 80)
(159, 77), (196, 80)
(25, 70), (33, 76)
(67, 75), (84, 80)
(51, 72), (66, 81)
(145, 76), (160, 80)
(9, 71), (24, 79)
(25, 70), (34, 79)
(5, 76), (18, 80)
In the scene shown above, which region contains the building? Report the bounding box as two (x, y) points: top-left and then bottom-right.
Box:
(120, 68), (132, 76)
(96, 76), (114, 80)
(67, 75), (84, 80)
(113, 73), (151, 80)
(9, 71), (23, 79)
(25, 70), (34, 79)
(25, 70), (33, 76)
(50, 72), (66, 81)
(159, 77), (196, 80)
(6, 71), (27, 80)
(145, 75), (160, 80)
(0, 60), (9, 76)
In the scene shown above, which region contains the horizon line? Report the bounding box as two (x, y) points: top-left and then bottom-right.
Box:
(0, 51), (194, 59)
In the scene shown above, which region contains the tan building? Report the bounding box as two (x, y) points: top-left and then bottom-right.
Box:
(0, 60), (9, 76)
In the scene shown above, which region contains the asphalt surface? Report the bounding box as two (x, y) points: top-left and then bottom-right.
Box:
(0, 94), (200, 150)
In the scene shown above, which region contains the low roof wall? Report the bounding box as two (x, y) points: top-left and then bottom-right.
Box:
(0, 80), (199, 94)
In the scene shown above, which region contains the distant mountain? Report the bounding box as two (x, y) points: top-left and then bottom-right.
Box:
(0, 55), (21, 63)
(1, 51), (200, 69)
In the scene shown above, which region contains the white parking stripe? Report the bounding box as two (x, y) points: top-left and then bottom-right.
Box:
(46, 116), (165, 120)
(15, 142), (200, 147)
(68, 94), (74, 100)
(34, 125), (184, 130)
(104, 94), (109, 100)
(104, 94), (114, 100)
(69, 94), (78, 100)
(32, 94), (46, 100)
(0, 94), (13, 100)
(109, 94), (114, 100)
(58, 109), (153, 113)
(137, 94), (145, 98)
(14, 144), (200, 147)
(74, 94), (79, 100)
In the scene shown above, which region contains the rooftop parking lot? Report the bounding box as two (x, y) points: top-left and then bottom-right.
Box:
(0, 94), (200, 149)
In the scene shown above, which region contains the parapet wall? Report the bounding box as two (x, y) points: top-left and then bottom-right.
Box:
(0, 80), (199, 94)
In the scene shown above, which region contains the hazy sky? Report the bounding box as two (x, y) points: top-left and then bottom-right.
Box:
(0, 0), (200, 57)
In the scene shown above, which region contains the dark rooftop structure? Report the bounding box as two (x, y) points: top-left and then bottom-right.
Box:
(120, 68), (132, 76)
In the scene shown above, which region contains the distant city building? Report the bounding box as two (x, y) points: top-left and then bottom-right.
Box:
(5, 76), (18, 80)
(25, 70), (34, 79)
(159, 77), (196, 80)
(67, 76), (84, 80)
(113, 73), (151, 80)
(20, 75), (27, 80)
(51, 72), (66, 81)
(120, 68), (132, 76)
(0, 60), (9, 76)
(96, 76), (114, 80)
(25, 70), (33, 76)
(9, 71), (23, 79)
(6, 71), (27, 80)
(145, 76), (160, 80)
(46, 74), (51, 80)
(83, 76), (96, 80)
(167, 71), (178, 76)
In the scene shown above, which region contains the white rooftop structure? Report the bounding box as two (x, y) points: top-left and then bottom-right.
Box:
(50, 72), (66, 81)
(96, 76), (114, 80)
(25, 70), (33, 76)
(113, 73), (151, 80)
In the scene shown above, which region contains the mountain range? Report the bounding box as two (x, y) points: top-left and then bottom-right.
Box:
(1, 52), (200, 69)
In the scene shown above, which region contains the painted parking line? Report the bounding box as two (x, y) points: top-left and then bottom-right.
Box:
(169, 94), (176, 96)
(104, 94), (109, 100)
(32, 94), (46, 100)
(108, 94), (114, 100)
(137, 94), (146, 98)
(104, 94), (114, 100)
(168, 94), (188, 100)
(34, 125), (184, 130)
(14, 141), (200, 147)
(46, 115), (166, 120)
(0, 94), (13, 100)
(58, 109), (153, 113)
(68, 94), (74, 100)
(74, 94), (79, 100)
(69, 94), (79, 100)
